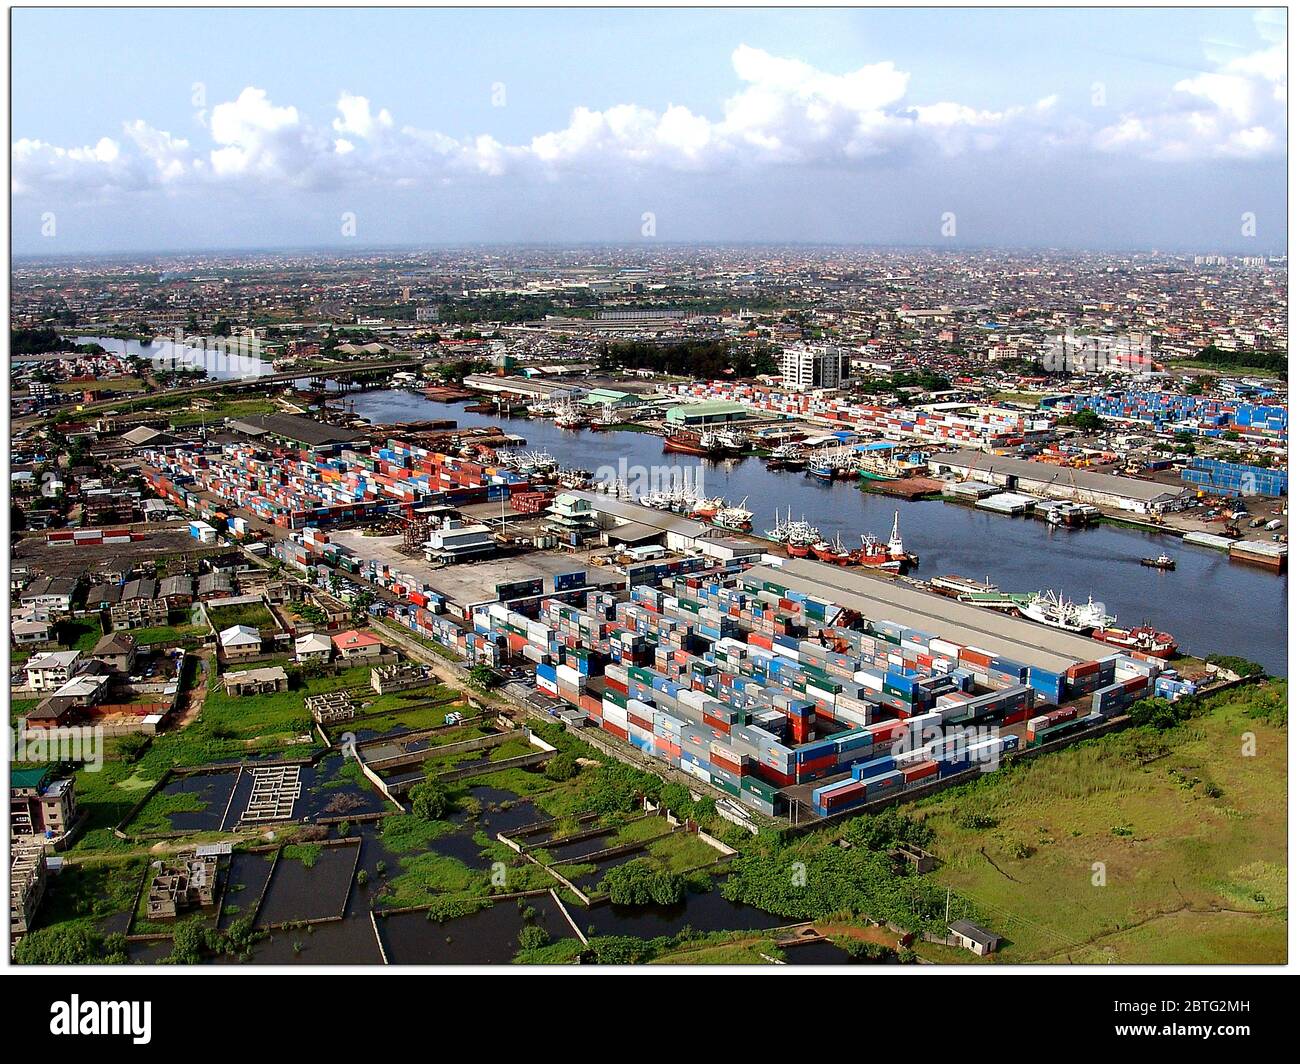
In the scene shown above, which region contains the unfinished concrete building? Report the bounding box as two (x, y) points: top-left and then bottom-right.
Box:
(371, 662), (430, 695)
(146, 852), (218, 919)
(306, 690), (356, 725)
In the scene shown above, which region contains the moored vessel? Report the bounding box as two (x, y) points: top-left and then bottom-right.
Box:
(1092, 624), (1178, 658)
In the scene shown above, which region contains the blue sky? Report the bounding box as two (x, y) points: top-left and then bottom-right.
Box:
(11, 7), (1287, 253)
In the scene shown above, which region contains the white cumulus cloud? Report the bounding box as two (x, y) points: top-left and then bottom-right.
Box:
(13, 37), (1286, 201)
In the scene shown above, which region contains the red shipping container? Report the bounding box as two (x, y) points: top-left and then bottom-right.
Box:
(959, 647), (994, 669)
(600, 721), (629, 742)
(752, 763), (795, 788)
(901, 761), (939, 783)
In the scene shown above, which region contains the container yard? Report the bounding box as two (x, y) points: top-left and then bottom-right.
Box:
(455, 552), (1165, 820)
(1054, 390), (1287, 443)
(140, 437), (537, 531)
(668, 380), (1057, 450)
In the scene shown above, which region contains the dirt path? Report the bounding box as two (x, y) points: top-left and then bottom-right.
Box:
(172, 649), (211, 729)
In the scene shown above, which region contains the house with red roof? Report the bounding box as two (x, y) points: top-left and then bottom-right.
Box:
(331, 629), (384, 661)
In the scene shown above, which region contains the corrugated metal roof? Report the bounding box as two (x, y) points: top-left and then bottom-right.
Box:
(750, 558), (1104, 672)
(570, 491), (711, 538)
(931, 452), (1184, 503)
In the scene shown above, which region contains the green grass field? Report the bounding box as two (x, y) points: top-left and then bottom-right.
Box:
(206, 600), (277, 632)
(913, 681), (1287, 963)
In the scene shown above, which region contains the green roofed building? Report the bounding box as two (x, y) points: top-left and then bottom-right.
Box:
(665, 400), (750, 426)
(12, 765), (78, 840)
(580, 388), (643, 407)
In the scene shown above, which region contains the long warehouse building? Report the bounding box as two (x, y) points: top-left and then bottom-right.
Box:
(927, 452), (1190, 513)
(756, 556), (1104, 673)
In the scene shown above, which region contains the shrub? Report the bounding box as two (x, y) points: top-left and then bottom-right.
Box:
(544, 754), (578, 782)
(411, 781), (452, 821)
(602, 860), (685, 906)
(517, 924), (551, 951)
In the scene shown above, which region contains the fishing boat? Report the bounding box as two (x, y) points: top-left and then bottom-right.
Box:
(857, 452), (904, 482)
(1140, 553), (1176, 570)
(663, 431), (712, 456)
(711, 497), (754, 532)
(553, 400), (587, 429)
(556, 468), (592, 490)
(768, 509), (822, 557)
(812, 534), (857, 566)
(1092, 624), (1179, 658)
(591, 405), (622, 429)
(706, 430), (745, 454)
(688, 496), (726, 520)
(1016, 590), (1114, 633)
(807, 460), (837, 481)
(765, 443), (805, 470)
(857, 445), (928, 483)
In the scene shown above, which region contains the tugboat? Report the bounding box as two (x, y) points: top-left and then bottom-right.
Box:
(884, 511), (918, 569)
(858, 532), (903, 572)
(857, 512), (918, 571)
(1140, 553), (1176, 571)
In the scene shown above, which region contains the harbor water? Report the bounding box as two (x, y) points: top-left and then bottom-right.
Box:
(349, 389), (1289, 677)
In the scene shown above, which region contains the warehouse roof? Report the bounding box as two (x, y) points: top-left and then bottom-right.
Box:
(667, 400), (750, 416)
(229, 412), (366, 448)
(570, 491), (711, 539)
(931, 452), (1184, 503)
(750, 558), (1105, 672)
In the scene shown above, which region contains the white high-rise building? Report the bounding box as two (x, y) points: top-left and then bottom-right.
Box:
(780, 343), (848, 391)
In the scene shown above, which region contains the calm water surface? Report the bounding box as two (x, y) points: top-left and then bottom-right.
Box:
(350, 390), (1288, 676)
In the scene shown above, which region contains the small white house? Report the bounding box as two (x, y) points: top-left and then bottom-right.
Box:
(294, 632), (333, 664)
(218, 624), (262, 659)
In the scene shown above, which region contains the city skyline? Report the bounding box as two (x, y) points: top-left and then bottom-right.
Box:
(11, 8), (1288, 253)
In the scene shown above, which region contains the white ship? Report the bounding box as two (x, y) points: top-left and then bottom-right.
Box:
(553, 399), (587, 428)
(1016, 590), (1115, 633)
(712, 497), (754, 532)
(767, 508), (821, 549)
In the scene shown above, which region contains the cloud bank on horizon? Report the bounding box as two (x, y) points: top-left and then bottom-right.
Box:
(12, 33), (1285, 201)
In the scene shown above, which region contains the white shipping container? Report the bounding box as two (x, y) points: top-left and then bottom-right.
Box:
(854, 670), (885, 693)
(929, 638), (961, 661)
